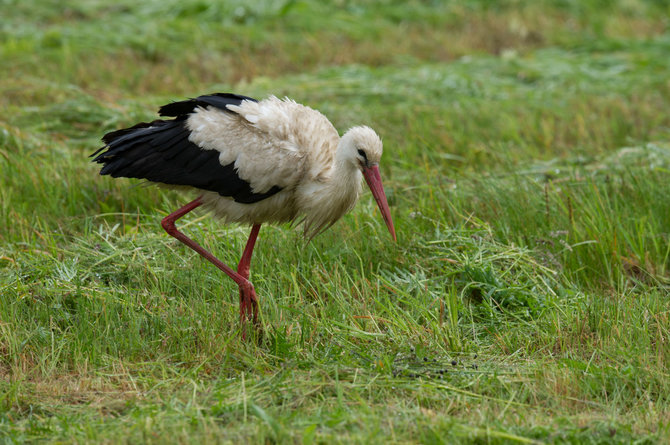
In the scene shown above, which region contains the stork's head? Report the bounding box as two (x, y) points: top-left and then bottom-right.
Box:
(340, 126), (396, 242)
(340, 126), (383, 169)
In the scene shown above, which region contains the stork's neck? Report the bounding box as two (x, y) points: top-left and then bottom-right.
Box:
(316, 139), (363, 217)
(299, 136), (363, 238)
(332, 136), (364, 195)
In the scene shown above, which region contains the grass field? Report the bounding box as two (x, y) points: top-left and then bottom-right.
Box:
(2, 0), (670, 442)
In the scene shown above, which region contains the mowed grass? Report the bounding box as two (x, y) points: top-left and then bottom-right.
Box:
(2, 0), (670, 442)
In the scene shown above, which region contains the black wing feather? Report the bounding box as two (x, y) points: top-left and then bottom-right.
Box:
(91, 93), (281, 204)
(158, 93), (257, 117)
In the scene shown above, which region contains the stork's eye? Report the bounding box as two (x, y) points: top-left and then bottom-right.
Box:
(357, 149), (367, 159)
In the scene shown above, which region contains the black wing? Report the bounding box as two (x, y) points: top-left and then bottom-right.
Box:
(91, 93), (281, 204)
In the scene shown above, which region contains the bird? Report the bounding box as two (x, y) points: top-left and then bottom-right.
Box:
(91, 92), (396, 335)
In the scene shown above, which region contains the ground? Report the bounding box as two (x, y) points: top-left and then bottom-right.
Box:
(1, 0), (670, 443)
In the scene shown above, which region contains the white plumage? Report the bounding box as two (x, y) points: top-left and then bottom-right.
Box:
(189, 96), (384, 237)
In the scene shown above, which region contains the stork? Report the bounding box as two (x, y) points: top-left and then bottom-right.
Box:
(91, 93), (396, 334)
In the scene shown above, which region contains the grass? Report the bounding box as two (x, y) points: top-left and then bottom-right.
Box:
(2, 0), (670, 442)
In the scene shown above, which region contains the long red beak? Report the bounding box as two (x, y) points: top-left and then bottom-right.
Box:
(362, 165), (397, 241)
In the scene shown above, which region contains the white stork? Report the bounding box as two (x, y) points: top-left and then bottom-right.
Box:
(91, 93), (396, 334)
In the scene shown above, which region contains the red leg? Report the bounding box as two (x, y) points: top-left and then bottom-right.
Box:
(237, 224), (261, 326)
(161, 197), (261, 337)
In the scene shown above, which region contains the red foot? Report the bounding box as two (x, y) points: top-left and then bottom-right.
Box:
(239, 282), (259, 339)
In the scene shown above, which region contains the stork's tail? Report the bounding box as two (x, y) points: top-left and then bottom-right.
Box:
(91, 119), (194, 181)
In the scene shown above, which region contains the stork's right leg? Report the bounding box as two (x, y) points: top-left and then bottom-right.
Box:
(161, 196), (260, 338)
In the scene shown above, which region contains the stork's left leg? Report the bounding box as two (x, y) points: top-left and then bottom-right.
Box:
(237, 224), (261, 327)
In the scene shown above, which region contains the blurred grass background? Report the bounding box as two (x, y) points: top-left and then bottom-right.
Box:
(1, 0), (670, 443)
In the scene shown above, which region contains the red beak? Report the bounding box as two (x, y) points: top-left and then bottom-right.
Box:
(362, 165), (397, 242)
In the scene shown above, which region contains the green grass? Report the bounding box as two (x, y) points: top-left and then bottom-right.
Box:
(2, 0), (670, 443)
